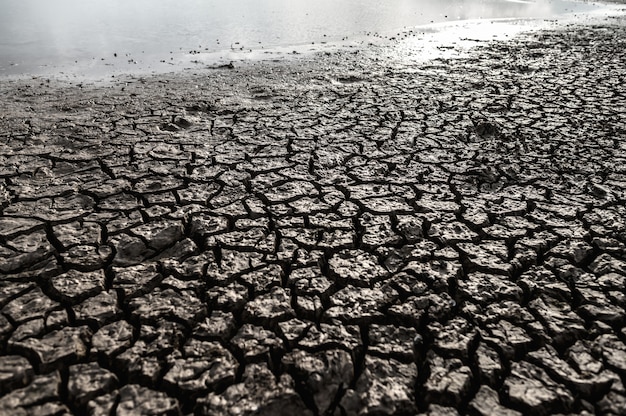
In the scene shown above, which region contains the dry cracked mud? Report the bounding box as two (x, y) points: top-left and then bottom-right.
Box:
(1, 17), (626, 416)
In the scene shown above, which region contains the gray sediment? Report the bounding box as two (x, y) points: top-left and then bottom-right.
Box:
(1, 14), (625, 416)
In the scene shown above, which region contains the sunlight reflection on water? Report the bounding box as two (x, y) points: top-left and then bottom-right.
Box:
(0, 0), (602, 76)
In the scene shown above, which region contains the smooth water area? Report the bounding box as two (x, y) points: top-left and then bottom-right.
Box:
(0, 0), (602, 77)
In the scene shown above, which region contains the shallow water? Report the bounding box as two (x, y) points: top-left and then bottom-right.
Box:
(0, 0), (601, 77)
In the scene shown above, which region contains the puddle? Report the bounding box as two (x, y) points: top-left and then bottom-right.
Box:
(0, 0), (612, 78)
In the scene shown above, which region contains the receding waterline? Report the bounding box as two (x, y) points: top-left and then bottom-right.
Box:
(0, 0), (603, 77)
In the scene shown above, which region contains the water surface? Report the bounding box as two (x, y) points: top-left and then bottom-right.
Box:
(0, 0), (602, 77)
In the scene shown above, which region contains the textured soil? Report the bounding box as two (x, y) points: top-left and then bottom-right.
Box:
(1, 15), (626, 416)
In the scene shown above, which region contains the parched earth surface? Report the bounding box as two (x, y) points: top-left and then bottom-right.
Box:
(1, 16), (626, 416)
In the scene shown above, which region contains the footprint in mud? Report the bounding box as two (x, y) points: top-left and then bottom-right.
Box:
(333, 74), (364, 84)
(161, 116), (193, 132)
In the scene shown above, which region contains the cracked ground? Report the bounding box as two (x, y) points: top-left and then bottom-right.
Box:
(1, 18), (626, 416)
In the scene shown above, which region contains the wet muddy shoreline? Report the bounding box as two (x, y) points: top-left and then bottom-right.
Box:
(1, 12), (626, 416)
(0, 0), (611, 77)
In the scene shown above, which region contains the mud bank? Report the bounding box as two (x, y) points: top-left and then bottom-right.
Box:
(1, 14), (626, 416)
